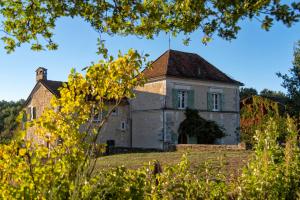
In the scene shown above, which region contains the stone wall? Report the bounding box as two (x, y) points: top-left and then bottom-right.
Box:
(131, 80), (166, 149)
(98, 104), (131, 147)
(165, 77), (240, 145)
(174, 143), (246, 151)
(25, 83), (131, 147)
(25, 83), (53, 144)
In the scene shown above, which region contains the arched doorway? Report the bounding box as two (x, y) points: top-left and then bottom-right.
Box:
(178, 133), (188, 144)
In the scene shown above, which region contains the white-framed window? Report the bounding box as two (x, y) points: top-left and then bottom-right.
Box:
(212, 93), (220, 111)
(29, 106), (36, 121)
(178, 90), (188, 109)
(120, 121), (126, 131)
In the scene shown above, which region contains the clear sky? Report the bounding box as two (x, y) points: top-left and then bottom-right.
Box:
(0, 17), (299, 101)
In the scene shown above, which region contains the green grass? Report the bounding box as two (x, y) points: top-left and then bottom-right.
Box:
(96, 150), (251, 175)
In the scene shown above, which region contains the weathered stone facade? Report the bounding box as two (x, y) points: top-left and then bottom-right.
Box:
(130, 77), (240, 149)
(24, 50), (243, 150)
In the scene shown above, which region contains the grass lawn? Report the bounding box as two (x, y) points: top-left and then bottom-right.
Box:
(96, 150), (251, 176)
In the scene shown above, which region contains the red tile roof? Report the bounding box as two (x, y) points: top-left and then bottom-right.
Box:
(142, 50), (243, 85)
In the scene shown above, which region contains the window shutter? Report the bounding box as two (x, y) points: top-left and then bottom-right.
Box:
(187, 90), (194, 109)
(32, 107), (37, 119)
(220, 94), (225, 111)
(172, 89), (178, 108)
(207, 92), (212, 111)
(26, 107), (31, 121)
(22, 110), (27, 122)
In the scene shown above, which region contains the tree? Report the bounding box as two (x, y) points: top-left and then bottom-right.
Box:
(259, 88), (289, 105)
(0, 50), (146, 199)
(178, 108), (225, 144)
(0, 1), (300, 53)
(0, 1), (300, 198)
(240, 95), (287, 147)
(277, 41), (300, 117)
(240, 87), (258, 100)
(0, 99), (24, 143)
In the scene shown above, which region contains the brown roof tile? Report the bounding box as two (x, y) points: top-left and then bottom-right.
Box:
(40, 80), (64, 97)
(142, 49), (243, 85)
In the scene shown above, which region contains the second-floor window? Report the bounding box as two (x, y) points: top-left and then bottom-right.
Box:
(212, 93), (220, 111)
(172, 89), (194, 109)
(178, 90), (188, 109)
(208, 92), (223, 111)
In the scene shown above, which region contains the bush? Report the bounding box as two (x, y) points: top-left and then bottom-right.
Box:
(237, 117), (300, 199)
(1, 116), (299, 199)
(178, 108), (225, 144)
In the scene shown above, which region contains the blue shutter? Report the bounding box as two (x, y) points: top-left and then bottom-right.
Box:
(207, 92), (212, 111)
(220, 93), (225, 111)
(172, 89), (178, 109)
(187, 90), (194, 109)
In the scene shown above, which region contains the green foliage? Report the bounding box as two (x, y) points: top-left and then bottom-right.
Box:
(0, 49), (146, 199)
(240, 96), (287, 147)
(237, 117), (300, 199)
(277, 40), (300, 117)
(0, 99), (24, 143)
(1, 1), (300, 52)
(178, 108), (225, 144)
(82, 154), (229, 200)
(260, 88), (289, 105)
(240, 87), (258, 100)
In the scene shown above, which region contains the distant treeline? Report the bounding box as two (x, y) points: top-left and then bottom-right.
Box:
(0, 99), (24, 141)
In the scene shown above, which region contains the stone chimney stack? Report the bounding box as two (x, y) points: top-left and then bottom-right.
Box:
(36, 67), (47, 82)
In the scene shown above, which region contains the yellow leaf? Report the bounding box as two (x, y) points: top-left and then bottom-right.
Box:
(19, 148), (26, 156)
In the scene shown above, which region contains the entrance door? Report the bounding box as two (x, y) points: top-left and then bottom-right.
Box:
(178, 133), (188, 144)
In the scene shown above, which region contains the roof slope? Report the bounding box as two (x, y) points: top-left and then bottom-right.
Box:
(24, 80), (64, 106)
(142, 50), (243, 85)
(40, 80), (64, 97)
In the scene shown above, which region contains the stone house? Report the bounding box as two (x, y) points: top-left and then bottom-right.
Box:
(24, 50), (243, 150)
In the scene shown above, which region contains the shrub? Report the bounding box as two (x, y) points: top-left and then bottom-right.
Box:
(178, 108), (225, 144)
(237, 117), (300, 199)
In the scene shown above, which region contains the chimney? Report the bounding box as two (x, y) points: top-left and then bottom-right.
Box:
(36, 67), (47, 82)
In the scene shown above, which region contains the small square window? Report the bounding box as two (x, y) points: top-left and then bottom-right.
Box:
(120, 121), (126, 131)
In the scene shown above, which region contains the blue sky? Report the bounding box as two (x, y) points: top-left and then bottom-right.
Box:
(0, 17), (299, 101)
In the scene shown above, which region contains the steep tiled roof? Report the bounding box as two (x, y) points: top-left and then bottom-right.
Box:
(142, 50), (243, 85)
(40, 80), (64, 97)
(24, 80), (64, 106)
(24, 79), (129, 106)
